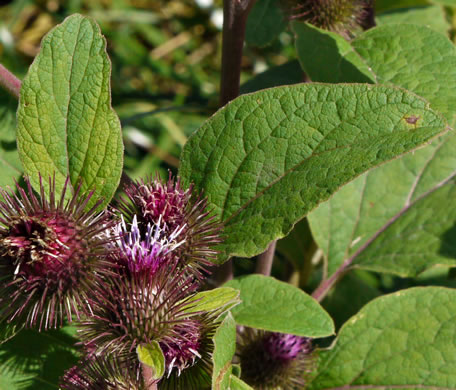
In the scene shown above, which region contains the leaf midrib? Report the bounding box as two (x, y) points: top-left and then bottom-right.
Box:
(350, 170), (456, 269)
(223, 125), (443, 227)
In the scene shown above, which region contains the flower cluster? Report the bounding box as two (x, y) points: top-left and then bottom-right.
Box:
(0, 173), (316, 389)
(0, 174), (225, 389)
(65, 174), (223, 388)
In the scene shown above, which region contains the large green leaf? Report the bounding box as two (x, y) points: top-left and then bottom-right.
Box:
(310, 287), (456, 390)
(0, 326), (79, 389)
(17, 14), (123, 208)
(0, 93), (22, 187)
(225, 275), (334, 337)
(294, 23), (456, 123)
(179, 83), (447, 261)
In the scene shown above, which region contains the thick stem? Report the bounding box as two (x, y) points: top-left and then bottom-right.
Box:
(220, 0), (256, 106)
(0, 63), (21, 99)
(215, 0), (256, 284)
(255, 241), (277, 276)
(141, 363), (158, 390)
(215, 260), (234, 285)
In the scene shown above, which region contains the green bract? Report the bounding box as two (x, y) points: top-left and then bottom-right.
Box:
(212, 313), (237, 390)
(137, 342), (166, 381)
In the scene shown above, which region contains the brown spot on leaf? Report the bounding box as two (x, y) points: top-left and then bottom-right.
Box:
(405, 115), (420, 125)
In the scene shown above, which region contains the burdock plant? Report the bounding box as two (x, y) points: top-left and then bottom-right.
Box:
(0, 177), (114, 330)
(2, 1), (455, 388)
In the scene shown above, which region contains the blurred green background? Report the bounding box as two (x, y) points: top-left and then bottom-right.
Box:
(0, 0), (297, 183)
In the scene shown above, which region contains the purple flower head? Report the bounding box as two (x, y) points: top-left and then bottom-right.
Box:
(160, 320), (202, 377)
(0, 176), (114, 330)
(237, 328), (316, 390)
(120, 173), (190, 236)
(115, 214), (185, 275)
(264, 332), (312, 361)
(77, 262), (218, 388)
(118, 174), (223, 278)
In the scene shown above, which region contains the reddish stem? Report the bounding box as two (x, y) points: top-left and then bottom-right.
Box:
(215, 0), (256, 284)
(0, 63), (21, 99)
(255, 241), (277, 276)
(220, 0), (256, 106)
(141, 362), (158, 390)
